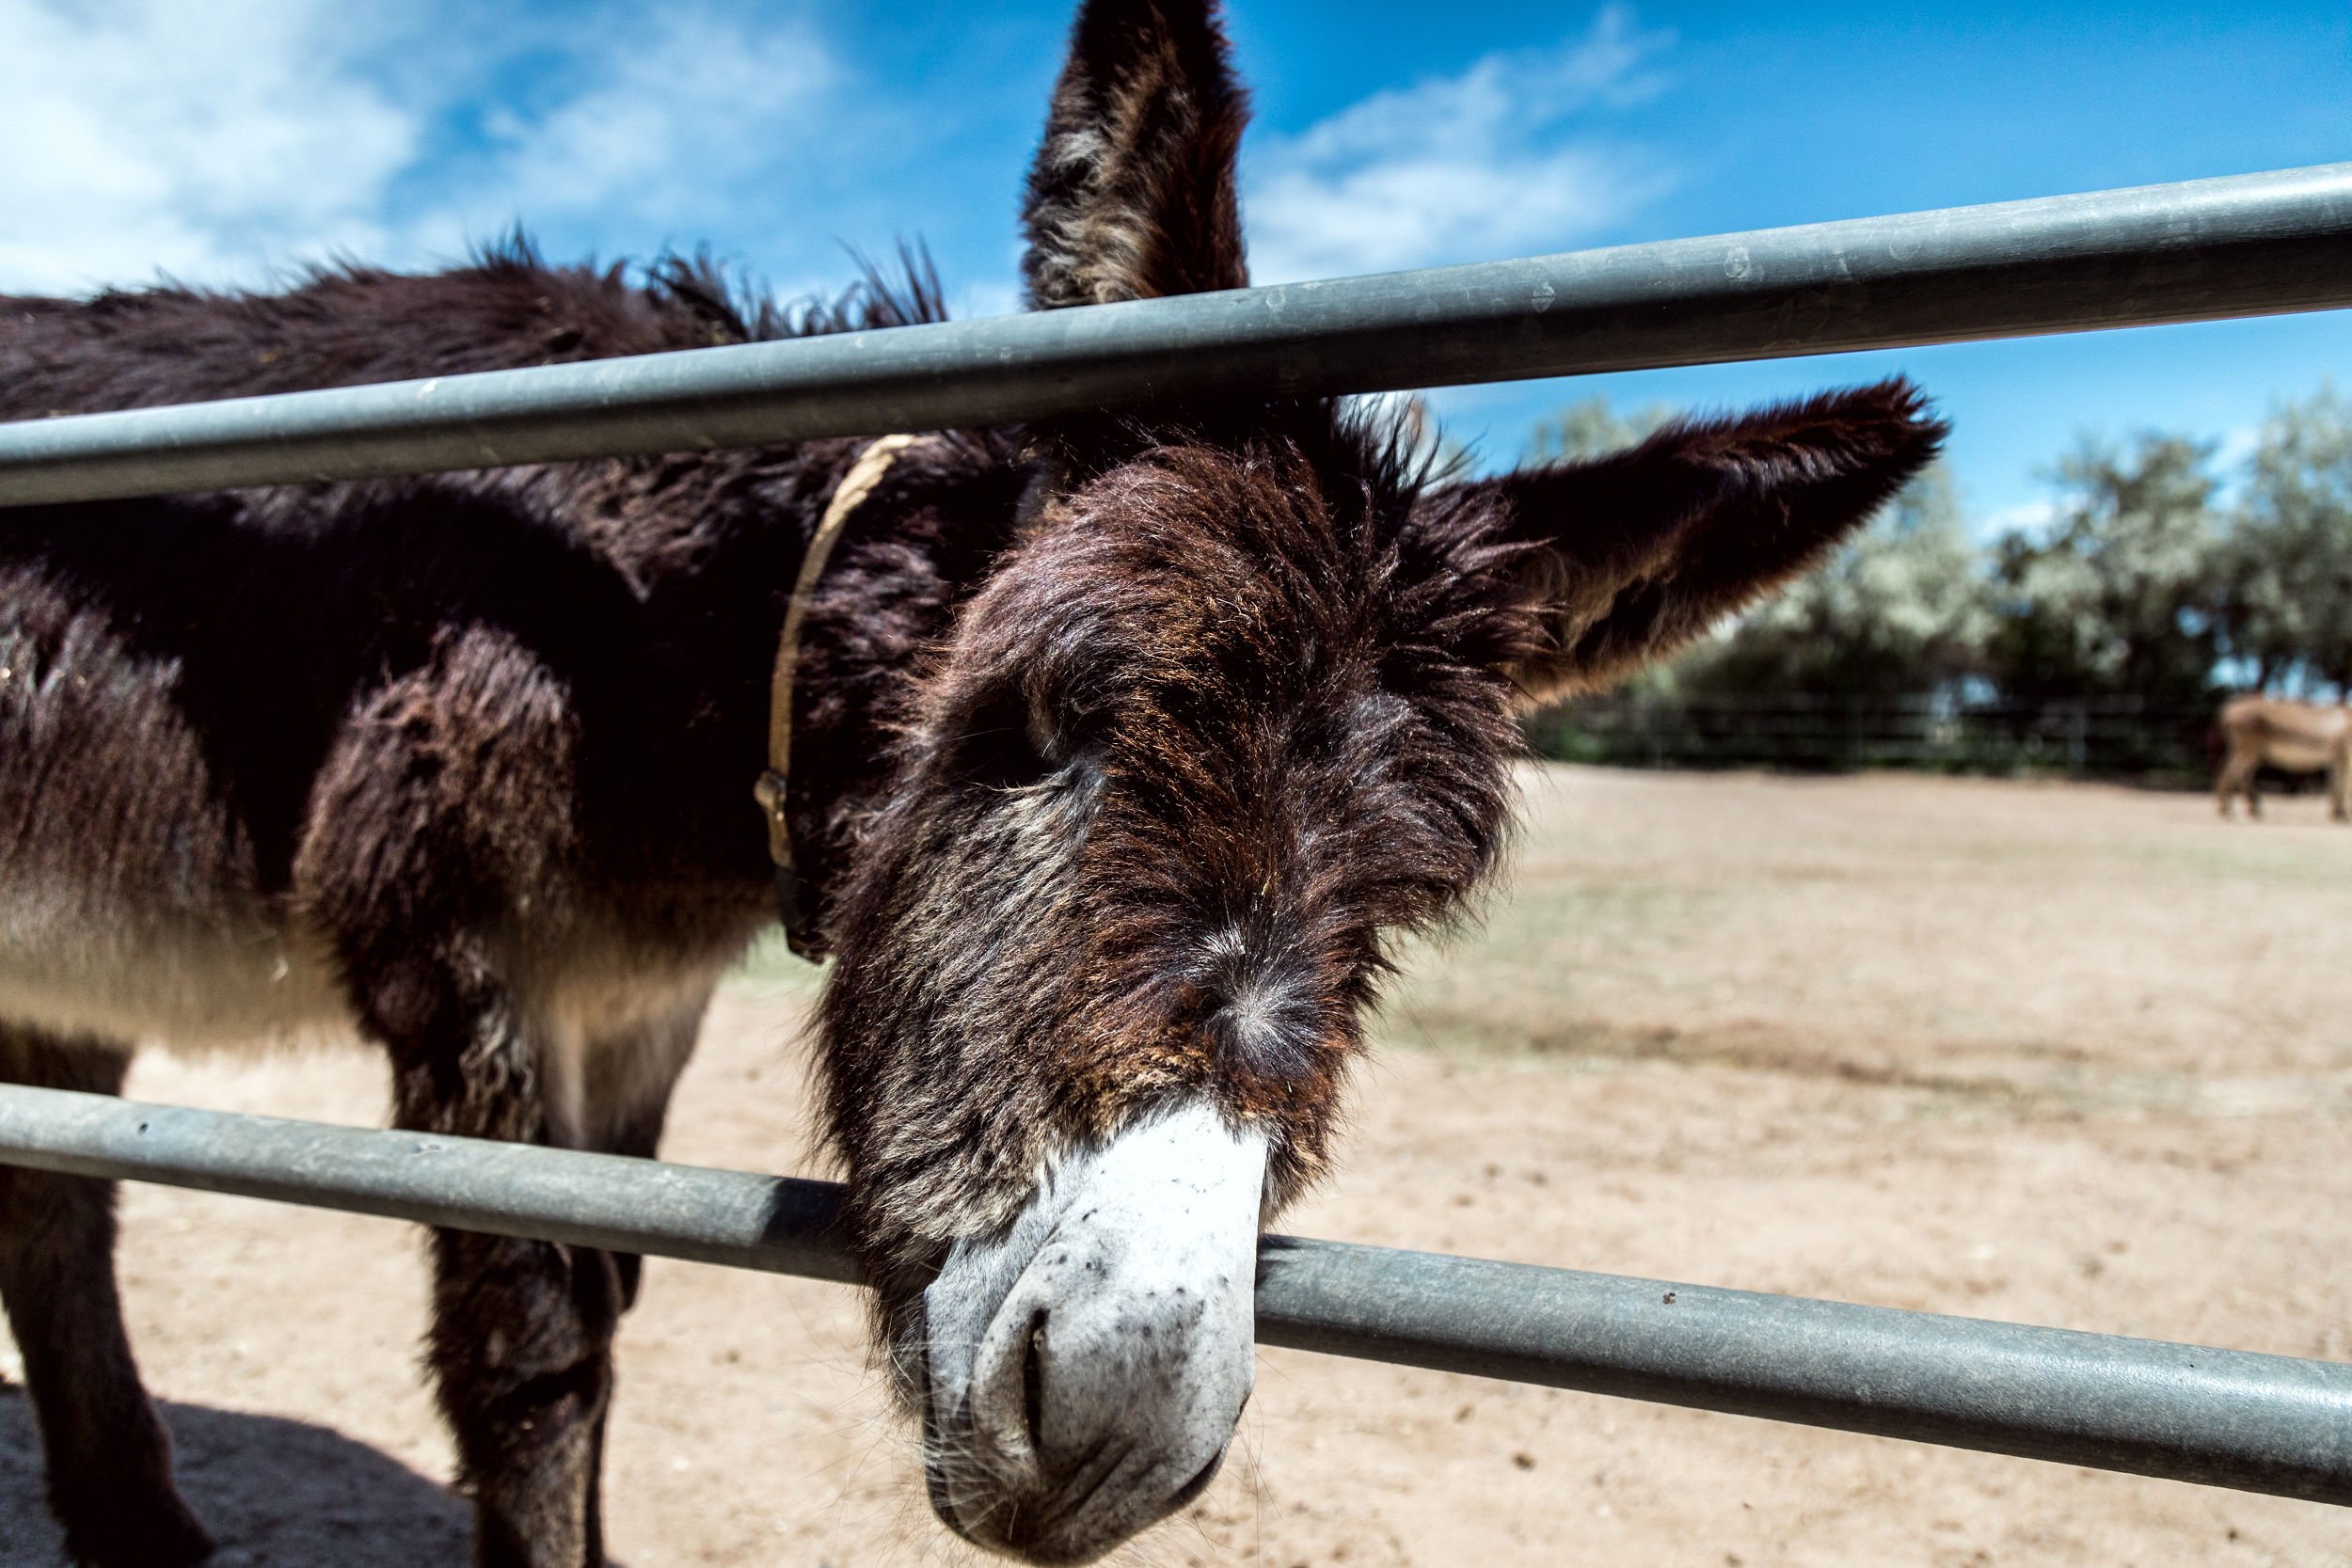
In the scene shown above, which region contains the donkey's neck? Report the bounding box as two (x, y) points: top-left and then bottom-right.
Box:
(704, 431), (1034, 950)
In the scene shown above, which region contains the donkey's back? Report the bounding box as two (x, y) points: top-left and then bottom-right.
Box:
(3, 251), (723, 415)
(0, 257), (785, 1054)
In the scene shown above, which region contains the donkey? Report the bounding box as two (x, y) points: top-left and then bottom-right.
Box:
(0, 1), (1942, 1562)
(2215, 693), (2351, 820)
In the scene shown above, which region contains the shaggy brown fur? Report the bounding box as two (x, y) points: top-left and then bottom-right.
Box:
(1025, 0), (1249, 307)
(0, 1), (1941, 1563)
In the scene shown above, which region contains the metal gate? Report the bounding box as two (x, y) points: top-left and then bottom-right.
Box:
(4, 162), (2350, 1504)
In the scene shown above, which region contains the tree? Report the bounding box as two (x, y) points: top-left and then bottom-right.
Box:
(2220, 385), (2352, 695)
(1987, 435), (2223, 706)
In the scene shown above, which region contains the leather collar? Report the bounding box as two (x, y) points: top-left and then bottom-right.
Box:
(755, 433), (924, 959)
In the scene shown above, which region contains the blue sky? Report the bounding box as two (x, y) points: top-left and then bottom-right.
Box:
(1, 0), (2345, 528)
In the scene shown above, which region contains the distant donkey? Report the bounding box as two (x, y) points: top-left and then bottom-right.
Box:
(0, 1), (1941, 1563)
(2215, 693), (2350, 820)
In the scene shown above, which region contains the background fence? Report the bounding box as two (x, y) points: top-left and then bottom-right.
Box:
(1529, 693), (2220, 780)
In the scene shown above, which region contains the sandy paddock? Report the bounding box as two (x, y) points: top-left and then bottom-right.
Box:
(5, 765), (2350, 1566)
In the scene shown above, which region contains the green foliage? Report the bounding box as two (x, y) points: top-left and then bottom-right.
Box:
(2219, 384), (2352, 694)
(1520, 389), (2352, 751)
(1986, 435), (2224, 705)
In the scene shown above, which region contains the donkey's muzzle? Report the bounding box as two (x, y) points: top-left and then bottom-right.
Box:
(919, 1101), (1267, 1563)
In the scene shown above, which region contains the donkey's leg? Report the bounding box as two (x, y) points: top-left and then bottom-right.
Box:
(2217, 742), (2257, 819)
(0, 1028), (214, 1568)
(564, 990), (712, 1316)
(543, 987), (714, 1540)
(354, 952), (624, 1568)
(300, 631), (674, 1565)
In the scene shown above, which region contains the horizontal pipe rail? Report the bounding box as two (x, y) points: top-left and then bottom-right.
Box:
(3, 163), (2351, 506)
(0, 1084), (2346, 1505)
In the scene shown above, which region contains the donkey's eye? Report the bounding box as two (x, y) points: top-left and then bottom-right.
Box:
(951, 690), (1065, 790)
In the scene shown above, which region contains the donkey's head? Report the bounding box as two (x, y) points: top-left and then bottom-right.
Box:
(817, 2), (1942, 1560)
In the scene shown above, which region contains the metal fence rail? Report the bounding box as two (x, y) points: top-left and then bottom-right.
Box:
(1, 162), (2350, 506)
(1, 1083), (2346, 1505)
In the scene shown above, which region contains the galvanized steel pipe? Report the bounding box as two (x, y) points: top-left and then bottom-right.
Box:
(0, 1083), (2345, 1505)
(2, 163), (2350, 505)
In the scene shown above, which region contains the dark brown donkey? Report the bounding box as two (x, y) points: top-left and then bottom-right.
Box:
(0, 2), (1941, 1563)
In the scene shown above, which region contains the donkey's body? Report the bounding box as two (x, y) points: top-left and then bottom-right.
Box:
(0, 255), (952, 1063)
(0, 4), (1943, 1564)
(0, 257), (1025, 1565)
(2215, 694), (2351, 820)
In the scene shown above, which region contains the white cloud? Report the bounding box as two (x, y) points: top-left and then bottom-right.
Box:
(0, 0), (837, 296)
(1984, 499), (2059, 539)
(1241, 6), (1674, 285)
(452, 12), (833, 235)
(0, 0), (418, 293)
(2212, 421), (2262, 470)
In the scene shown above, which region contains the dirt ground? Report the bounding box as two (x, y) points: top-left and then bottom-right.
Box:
(6, 765), (2352, 1567)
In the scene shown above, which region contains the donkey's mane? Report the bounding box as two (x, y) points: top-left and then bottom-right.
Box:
(85, 231), (951, 347)
(643, 240), (951, 343)
(5, 236), (951, 420)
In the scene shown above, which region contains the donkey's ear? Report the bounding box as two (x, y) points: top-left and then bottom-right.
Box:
(1023, 0), (1249, 309)
(1425, 379), (1947, 705)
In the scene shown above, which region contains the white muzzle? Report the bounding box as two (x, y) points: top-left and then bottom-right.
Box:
(921, 1100), (1268, 1563)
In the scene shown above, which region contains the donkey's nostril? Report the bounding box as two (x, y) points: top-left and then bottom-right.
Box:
(1022, 1307), (1051, 1455)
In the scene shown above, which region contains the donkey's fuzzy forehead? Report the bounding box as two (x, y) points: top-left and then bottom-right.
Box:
(897, 425), (1529, 934)
(937, 424), (1462, 709)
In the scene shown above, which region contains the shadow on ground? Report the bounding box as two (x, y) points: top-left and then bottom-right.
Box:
(1, 1391), (484, 1567)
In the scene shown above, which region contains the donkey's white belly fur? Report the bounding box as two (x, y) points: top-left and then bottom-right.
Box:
(0, 870), (738, 1067)
(0, 876), (350, 1052)
(0, 599), (745, 1062)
